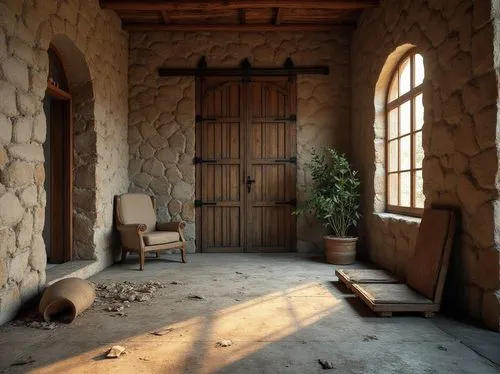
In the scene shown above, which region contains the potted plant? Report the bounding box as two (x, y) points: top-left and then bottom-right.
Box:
(295, 147), (361, 264)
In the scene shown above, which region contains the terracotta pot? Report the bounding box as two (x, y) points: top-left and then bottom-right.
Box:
(323, 236), (358, 265)
(39, 278), (95, 323)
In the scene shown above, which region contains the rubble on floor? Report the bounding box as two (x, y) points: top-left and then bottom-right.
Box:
(92, 281), (167, 316)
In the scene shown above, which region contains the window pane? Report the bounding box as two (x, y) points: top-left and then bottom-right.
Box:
(400, 171), (411, 207)
(399, 57), (411, 95)
(399, 100), (411, 135)
(389, 75), (398, 102)
(414, 130), (423, 168)
(400, 135), (411, 170)
(388, 173), (398, 205)
(388, 108), (398, 139)
(415, 94), (424, 130)
(415, 170), (424, 208)
(414, 53), (424, 86)
(388, 140), (398, 172)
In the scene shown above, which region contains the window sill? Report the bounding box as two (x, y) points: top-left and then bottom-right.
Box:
(373, 212), (421, 225)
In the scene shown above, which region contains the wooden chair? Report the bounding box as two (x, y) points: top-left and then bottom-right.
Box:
(336, 208), (456, 317)
(115, 193), (186, 270)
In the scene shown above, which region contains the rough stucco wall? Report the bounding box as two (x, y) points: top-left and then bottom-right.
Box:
(351, 0), (499, 330)
(128, 31), (352, 253)
(0, 0), (128, 324)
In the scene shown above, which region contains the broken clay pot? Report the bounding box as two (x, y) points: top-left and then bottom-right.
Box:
(39, 278), (96, 323)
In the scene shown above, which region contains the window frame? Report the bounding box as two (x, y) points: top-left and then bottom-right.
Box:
(385, 49), (424, 217)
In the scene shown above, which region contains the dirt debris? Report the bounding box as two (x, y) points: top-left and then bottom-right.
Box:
(188, 294), (205, 300)
(363, 335), (378, 341)
(437, 345), (448, 351)
(318, 359), (335, 369)
(92, 281), (167, 315)
(10, 357), (36, 366)
(10, 319), (58, 330)
(150, 327), (174, 336)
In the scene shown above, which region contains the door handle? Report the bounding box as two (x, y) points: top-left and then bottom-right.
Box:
(246, 176), (256, 193)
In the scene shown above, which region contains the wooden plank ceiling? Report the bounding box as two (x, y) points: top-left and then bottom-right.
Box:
(100, 1), (379, 31)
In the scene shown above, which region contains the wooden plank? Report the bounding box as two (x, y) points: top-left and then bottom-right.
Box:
(124, 23), (353, 32)
(405, 209), (454, 300)
(335, 269), (401, 284)
(102, 1), (379, 11)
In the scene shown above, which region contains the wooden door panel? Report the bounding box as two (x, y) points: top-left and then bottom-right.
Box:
(247, 78), (297, 252)
(197, 78), (245, 252)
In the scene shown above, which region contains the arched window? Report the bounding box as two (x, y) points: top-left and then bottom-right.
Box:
(386, 50), (425, 216)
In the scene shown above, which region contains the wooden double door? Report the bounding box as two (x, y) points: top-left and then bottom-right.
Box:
(195, 76), (297, 253)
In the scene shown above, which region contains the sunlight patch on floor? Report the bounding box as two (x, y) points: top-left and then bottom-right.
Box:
(31, 283), (340, 374)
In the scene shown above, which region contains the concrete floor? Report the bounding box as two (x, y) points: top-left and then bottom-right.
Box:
(0, 253), (498, 374)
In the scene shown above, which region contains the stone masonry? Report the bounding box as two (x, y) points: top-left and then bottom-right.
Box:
(128, 31), (352, 253)
(0, 0), (129, 324)
(351, 0), (499, 330)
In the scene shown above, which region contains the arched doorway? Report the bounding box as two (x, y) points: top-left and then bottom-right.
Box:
(43, 35), (97, 264)
(43, 46), (73, 263)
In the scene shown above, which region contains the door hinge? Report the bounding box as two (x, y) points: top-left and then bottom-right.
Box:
(274, 156), (297, 164)
(193, 157), (217, 164)
(195, 115), (216, 124)
(274, 114), (296, 122)
(195, 200), (218, 207)
(275, 199), (297, 206)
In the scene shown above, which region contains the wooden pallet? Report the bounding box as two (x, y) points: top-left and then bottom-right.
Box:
(342, 208), (456, 317)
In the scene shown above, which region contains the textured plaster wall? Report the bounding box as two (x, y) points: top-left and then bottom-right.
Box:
(0, 0), (128, 324)
(351, 0), (499, 330)
(128, 31), (352, 253)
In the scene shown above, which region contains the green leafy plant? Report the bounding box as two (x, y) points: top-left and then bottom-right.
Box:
(295, 147), (361, 237)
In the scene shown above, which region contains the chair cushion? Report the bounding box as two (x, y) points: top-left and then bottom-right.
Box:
(143, 231), (180, 246)
(118, 193), (157, 233)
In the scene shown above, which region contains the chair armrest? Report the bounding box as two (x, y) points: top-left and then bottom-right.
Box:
(117, 224), (147, 250)
(157, 221), (185, 233)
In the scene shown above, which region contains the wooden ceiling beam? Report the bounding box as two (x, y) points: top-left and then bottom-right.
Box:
(101, 1), (378, 11)
(123, 23), (353, 32)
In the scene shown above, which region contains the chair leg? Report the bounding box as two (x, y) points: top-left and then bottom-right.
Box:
(156, 251), (160, 258)
(181, 244), (186, 263)
(120, 249), (128, 263)
(139, 248), (145, 271)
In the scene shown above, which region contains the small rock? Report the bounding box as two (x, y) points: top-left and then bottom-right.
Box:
(107, 305), (124, 312)
(437, 345), (448, 351)
(188, 295), (204, 300)
(139, 356), (151, 361)
(136, 294), (150, 302)
(318, 359), (334, 370)
(235, 272), (243, 275)
(215, 339), (233, 348)
(170, 281), (183, 285)
(106, 345), (126, 358)
(363, 335), (378, 341)
(150, 327), (174, 336)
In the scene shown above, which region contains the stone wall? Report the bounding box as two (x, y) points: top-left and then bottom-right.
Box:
(128, 31), (352, 252)
(351, 0), (499, 330)
(0, 0), (129, 324)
